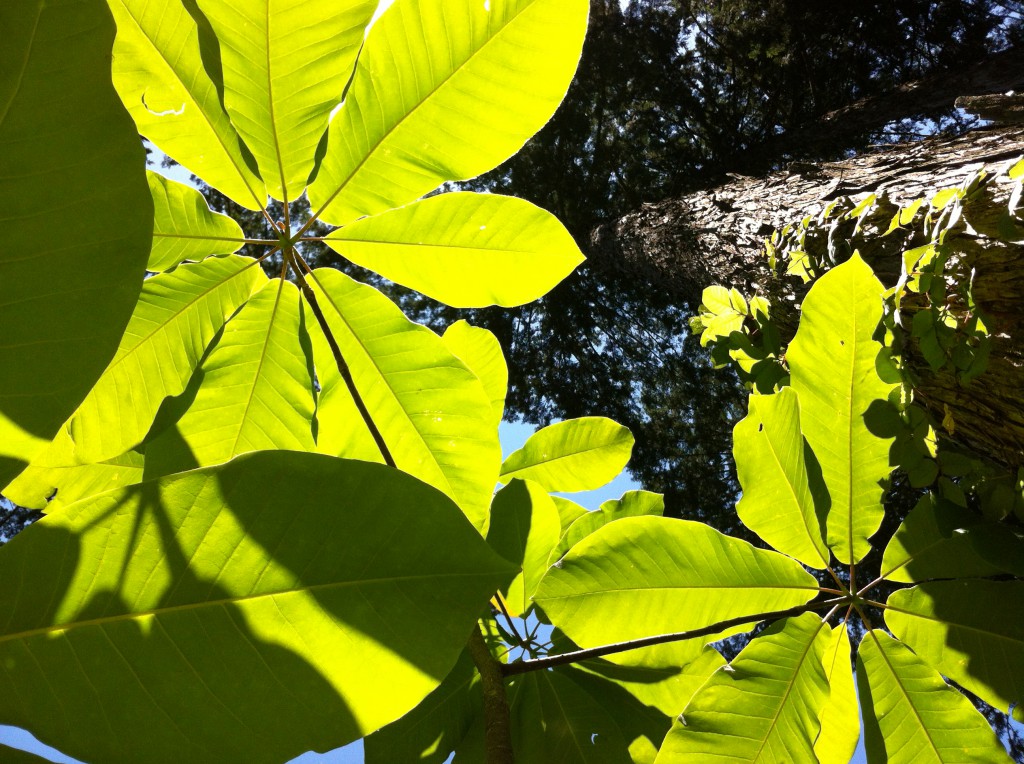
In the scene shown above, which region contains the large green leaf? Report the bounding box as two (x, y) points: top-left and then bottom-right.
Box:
(499, 417), (634, 492)
(885, 580), (1024, 713)
(66, 255), (267, 464)
(107, 0), (266, 208)
(195, 0), (375, 202)
(655, 613), (830, 763)
(552, 489), (664, 562)
(147, 171), (245, 272)
(308, 268), (501, 531)
(534, 517), (820, 663)
(0, 452), (513, 763)
(857, 630), (1009, 763)
(510, 670), (631, 763)
(145, 279), (317, 477)
(0, 744), (51, 763)
(880, 495), (1003, 583)
(307, 0), (588, 225)
(814, 624), (859, 764)
(442, 320), (508, 428)
(487, 479), (561, 616)
(0, 0), (150, 487)
(325, 192), (583, 307)
(365, 649), (481, 764)
(733, 388), (829, 568)
(787, 253), (895, 564)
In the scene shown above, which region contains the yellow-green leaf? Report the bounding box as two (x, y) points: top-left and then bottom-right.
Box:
(857, 630), (1009, 763)
(107, 0), (266, 208)
(307, 0), (588, 224)
(194, 0), (376, 202)
(145, 279), (316, 477)
(499, 417), (634, 493)
(308, 268), (500, 532)
(0, 453), (513, 764)
(147, 171), (245, 272)
(788, 253), (895, 564)
(814, 625), (859, 763)
(325, 192), (583, 307)
(442, 319), (508, 428)
(733, 388), (829, 568)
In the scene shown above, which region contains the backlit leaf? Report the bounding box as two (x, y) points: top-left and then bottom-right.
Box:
(3, 450), (144, 512)
(486, 479), (561, 616)
(147, 171), (245, 272)
(788, 253), (894, 564)
(0, 0), (150, 487)
(857, 630), (1009, 763)
(534, 517), (820, 664)
(67, 255), (267, 464)
(500, 417), (634, 493)
(107, 0), (266, 208)
(195, 0), (376, 202)
(0, 453), (512, 764)
(733, 388), (829, 568)
(324, 192), (583, 307)
(885, 581), (1024, 713)
(814, 625), (859, 764)
(552, 490), (664, 561)
(656, 613), (830, 763)
(442, 320), (508, 428)
(308, 268), (501, 531)
(145, 279), (317, 477)
(307, 0), (588, 225)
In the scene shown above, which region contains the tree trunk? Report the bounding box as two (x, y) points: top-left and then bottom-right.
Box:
(589, 124), (1024, 468)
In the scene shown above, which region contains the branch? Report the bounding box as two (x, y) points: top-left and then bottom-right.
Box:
(501, 596), (849, 676)
(467, 625), (515, 764)
(289, 253), (397, 468)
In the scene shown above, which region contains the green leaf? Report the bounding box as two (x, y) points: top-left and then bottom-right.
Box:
(880, 495), (1003, 582)
(442, 320), (509, 428)
(365, 649), (481, 764)
(700, 285), (732, 314)
(885, 580), (1024, 713)
(325, 192), (584, 307)
(66, 255), (267, 464)
(787, 252), (894, 564)
(107, 0), (266, 208)
(733, 388), (829, 568)
(3, 450), (144, 511)
(194, 0), (376, 202)
(534, 517), (820, 663)
(307, 268), (501, 532)
(570, 643), (725, 719)
(486, 479), (561, 616)
(499, 417), (634, 492)
(307, 0), (588, 224)
(552, 490), (664, 561)
(145, 279), (317, 477)
(509, 671), (630, 763)
(814, 625), (859, 764)
(147, 171), (245, 272)
(0, 452), (513, 764)
(857, 630), (1009, 763)
(552, 496), (590, 534)
(655, 613), (830, 763)
(0, 0), (150, 487)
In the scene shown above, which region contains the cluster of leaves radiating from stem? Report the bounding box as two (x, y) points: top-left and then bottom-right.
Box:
(1, 1), (1023, 763)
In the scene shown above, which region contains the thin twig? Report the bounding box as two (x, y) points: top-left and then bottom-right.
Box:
(494, 593), (526, 645)
(502, 597), (849, 676)
(290, 252), (396, 467)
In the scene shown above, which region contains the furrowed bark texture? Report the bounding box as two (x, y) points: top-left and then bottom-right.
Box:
(590, 125), (1024, 467)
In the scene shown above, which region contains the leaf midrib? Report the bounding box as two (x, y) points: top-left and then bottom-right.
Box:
(0, 570), (495, 646)
(312, 0), (544, 220)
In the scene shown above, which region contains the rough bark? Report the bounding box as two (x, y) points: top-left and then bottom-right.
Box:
(590, 124), (1024, 467)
